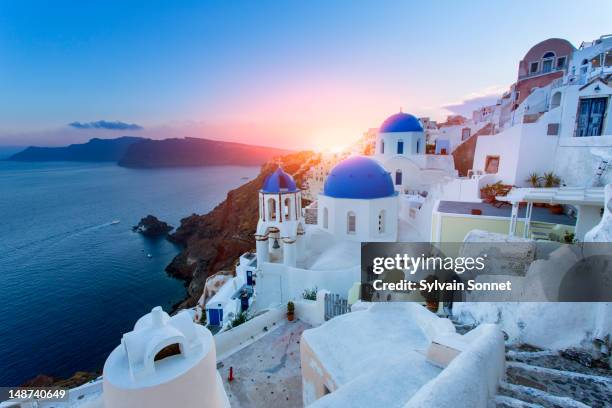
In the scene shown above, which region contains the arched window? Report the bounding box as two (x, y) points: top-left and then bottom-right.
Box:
(268, 197), (277, 220)
(551, 92), (562, 108)
(378, 210), (386, 233)
(347, 211), (356, 234)
(395, 169), (402, 186)
(284, 197), (292, 220)
(397, 140), (404, 154)
(380, 140), (385, 154)
(154, 343), (182, 362)
(323, 207), (329, 229)
(541, 52), (555, 73)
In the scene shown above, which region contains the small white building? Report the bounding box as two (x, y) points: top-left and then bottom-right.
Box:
(317, 156), (399, 242)
(103, 307), (229, 408)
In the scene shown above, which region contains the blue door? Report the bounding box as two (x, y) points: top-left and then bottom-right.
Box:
(577, 97), (607, 136)
(395, 170), (402, 185)
(247, 270), (253, 286)
(397, 141), (404, 154)
(240, 295), (249, 311)
(208, 308), (223, 326)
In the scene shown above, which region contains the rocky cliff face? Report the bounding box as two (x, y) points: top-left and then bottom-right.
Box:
(166, 151), (319, 308)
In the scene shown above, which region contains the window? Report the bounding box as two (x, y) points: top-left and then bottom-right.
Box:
(556, 56), (566, 69)
(154, 343), (182, 362)
(380, 140), (385, 154)
(416, 139), (420, 154)
(395, 169), (402, 185)
(605, 51), (612, 67)
(268, 197), (277, 220)
(485, 156), (500, 174)
(541, 52), (555, 73)
(378, 210), (386, 233)
(576, 97), (607, 137)
(347, 212), (356, 234)
(461, 128), (471, 141)
(284, 197), (292, 220)
(323, 207), (328, 229)
(529, 61), (539, 74)
(591, 55), (601, 68)
(397, 140), (404, 154)
(550, 92), (562, 108)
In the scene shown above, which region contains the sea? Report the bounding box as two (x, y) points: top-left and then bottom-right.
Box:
(0, 154), (259, 386)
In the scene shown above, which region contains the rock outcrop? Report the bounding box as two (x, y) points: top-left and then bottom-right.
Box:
(166, 151), (318, 308)
(21, 371), (99, 388)
(133, 215), (173, 237)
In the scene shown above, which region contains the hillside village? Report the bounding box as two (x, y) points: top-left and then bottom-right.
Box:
(3, 34), (612, 408)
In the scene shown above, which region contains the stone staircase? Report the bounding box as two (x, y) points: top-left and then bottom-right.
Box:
(493, 346), (612, 408)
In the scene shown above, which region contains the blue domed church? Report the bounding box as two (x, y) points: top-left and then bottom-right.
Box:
(317, 156), (398, 241)
(373, 111), (430, 193)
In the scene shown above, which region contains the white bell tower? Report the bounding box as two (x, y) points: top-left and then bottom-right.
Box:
(255, 167), (305, 267)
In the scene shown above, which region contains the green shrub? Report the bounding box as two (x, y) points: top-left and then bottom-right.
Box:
(230, 311), (249, 328)
(302, 287), (318, 300)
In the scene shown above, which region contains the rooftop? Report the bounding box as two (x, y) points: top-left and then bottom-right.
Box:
(437, 201), (576, 226)
(304, 303), (442, 408)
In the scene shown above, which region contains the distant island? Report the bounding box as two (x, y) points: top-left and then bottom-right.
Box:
(9, 136), (144, 162)
(8, 136), (293, 168)
(119, 137), (292, 168)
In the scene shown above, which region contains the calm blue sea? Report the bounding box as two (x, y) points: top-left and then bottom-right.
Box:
(0, 159), (259, 386)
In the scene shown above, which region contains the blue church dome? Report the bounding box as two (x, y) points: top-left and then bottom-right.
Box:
(323, 156), (396, 199)
(379, 112), (423, 133)
(262, 167), (298, 193)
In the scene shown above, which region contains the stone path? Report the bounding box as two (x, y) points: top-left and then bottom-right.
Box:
(494, 346), (612, 408)
(220, 320), (310, 408)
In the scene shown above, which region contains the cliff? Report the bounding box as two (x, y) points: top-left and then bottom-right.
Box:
(8, 137), (144, 162)
(118, 137), (293, 168)
(166, 150), (319, 308)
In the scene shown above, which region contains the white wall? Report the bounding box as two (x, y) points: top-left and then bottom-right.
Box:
(404, 324), (505, 408)
(317, 195), (398, 242)
(214, 307), (285, 360)
(375, 131), (425, 159)
(255, 261), (360, 309)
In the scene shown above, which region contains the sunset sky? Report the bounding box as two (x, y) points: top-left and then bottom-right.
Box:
(1, 0), (611, 150)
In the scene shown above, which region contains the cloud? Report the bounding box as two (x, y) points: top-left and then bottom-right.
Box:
(442, 85), (508, 116)
(68, 120), (143, 131)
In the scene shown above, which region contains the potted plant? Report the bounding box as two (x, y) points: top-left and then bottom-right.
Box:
(526, 172), (546, 207)
(541, 172), (563, 213)
(543, 172), (561, 188)
(287, 301), (295, 321)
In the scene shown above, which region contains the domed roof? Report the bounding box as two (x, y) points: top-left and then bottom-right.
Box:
(323, 156), (396, 199)
(262, 167), (298, 193)
(379, 112), (423, 133)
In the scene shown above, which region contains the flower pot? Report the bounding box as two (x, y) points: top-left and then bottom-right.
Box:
(287, 313), (295, 322)
(549, 205), (564, 215)
(425, 300), (439, 313)
(471, 209), (482, 215)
